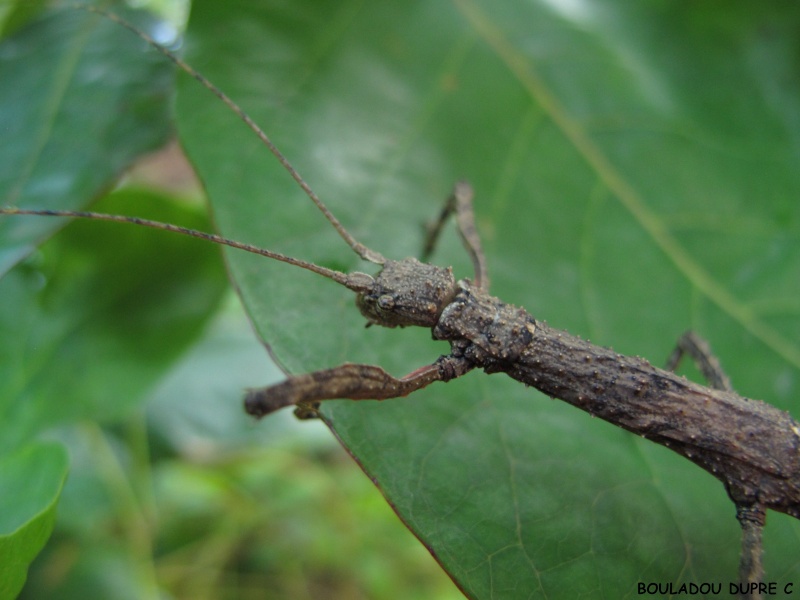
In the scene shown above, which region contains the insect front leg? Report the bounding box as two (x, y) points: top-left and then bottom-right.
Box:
(666, 331), (763, 596)
(422, 181), (489, 291)
(244, 355), (474, 419)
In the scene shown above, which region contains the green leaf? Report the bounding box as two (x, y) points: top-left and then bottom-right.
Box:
(0, 184), (228, 595)
(0, 442), (68, 599)
(0, 6), (231, 592)
(0, 188), (229, 452)
(176, 0), (800, 596)
(0, 4), (173, 274)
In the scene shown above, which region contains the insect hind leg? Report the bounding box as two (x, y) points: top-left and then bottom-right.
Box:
(666, 331), (764, 595)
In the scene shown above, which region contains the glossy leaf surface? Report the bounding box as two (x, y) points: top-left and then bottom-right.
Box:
(0, 5), (172, 274)
(176, 0), (800, 596)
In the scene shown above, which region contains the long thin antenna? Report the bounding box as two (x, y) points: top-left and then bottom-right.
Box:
(79, 4), (386, 265)
(0, 207), (373, 293)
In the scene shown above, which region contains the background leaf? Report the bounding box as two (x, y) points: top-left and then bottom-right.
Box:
(0, 5), (228, 592)
(0, 189), (229, 451)
(0, 443), (67, 599)
(176, 0), (800, 596)
(0, 4), (173, 274)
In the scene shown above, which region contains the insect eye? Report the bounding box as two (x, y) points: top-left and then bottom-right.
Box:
(378, 295), (395, 310)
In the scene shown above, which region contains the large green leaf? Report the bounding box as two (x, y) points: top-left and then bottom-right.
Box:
(175, 0), (800, 596)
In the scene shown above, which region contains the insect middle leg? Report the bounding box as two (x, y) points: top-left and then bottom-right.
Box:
(422, 181), (489, 291)
(666, 331), (764, 598)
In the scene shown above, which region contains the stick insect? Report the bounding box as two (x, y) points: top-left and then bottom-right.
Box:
(3, 4), (799, 598)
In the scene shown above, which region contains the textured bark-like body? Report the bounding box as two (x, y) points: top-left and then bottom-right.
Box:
(435, 282), (800, 518)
